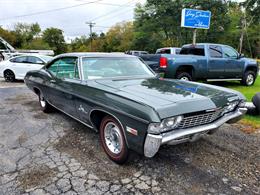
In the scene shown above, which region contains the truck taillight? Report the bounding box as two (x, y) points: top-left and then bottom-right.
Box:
(159, 57), (167, 68)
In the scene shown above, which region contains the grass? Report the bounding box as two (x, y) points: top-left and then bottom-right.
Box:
(208, 77), (260, 131)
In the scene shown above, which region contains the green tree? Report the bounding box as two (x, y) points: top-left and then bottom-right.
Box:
(13, 22), (41, 48)
(104, 21), (134, 52)
(133, 0), (231, 52)
(42, 28), (67, 54)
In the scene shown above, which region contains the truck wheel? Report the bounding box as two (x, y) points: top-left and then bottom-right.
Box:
(4, 70), (15, 82)
(241, 71), (256, 86)
(100, 116), (129, 164)
(176, 72), (192, 81)
(252, 93), (260, 115)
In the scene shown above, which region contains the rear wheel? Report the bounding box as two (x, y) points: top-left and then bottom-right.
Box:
(4, 70), (15, 82)
(241, 71), (256, 86)
(38, 91), (53, 113)
(100, 116), (129, 164)
(176, 72), (192, 81)
(252, 93), (260, 115)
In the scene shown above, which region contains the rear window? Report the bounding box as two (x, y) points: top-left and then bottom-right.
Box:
(175, 49), (181, 54)
(180, 46), (205, 56)
(156, 49), (171, 54)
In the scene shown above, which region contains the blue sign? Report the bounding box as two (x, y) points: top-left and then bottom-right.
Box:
(181, 8), (211, 29)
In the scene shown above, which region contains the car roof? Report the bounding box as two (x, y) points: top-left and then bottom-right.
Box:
(182, 43), (229, 47)
(55, 52), (137, 58)
(11, 54), (52, 58)
(157, 47), (180, 50)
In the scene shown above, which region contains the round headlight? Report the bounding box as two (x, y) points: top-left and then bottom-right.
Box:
(148, 115), (183, 134)
(223, 101), (239, 115)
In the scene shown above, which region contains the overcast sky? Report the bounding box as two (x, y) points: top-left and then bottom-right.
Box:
(0, 0), (145, 41)
(0, 0), (244, 41)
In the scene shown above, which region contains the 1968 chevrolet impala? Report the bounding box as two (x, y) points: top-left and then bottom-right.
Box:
(25, 53), (247, 164)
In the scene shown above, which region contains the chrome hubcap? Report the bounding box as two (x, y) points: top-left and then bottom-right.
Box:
(39, 95), (46, 107)
(180, 76), (189, 81)
(246, 74), (254, 85)
(104, 122), (123, 154)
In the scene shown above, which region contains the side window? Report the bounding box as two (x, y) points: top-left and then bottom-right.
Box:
(209, 45), (222, 58)
(157, 49), (171, 54)
(10, 56), (27, 63)
(56, 57), (79, 79)
(27, 56), (44, 64)
(47, 59), (60, 76)
(175, 49), (181, 54)
(223, 46), (238, 59)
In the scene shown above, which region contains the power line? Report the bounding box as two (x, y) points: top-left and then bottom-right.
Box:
(89, 0), (135, 21)
(75, 0), (135, 7)
(0, 0), (103, 20)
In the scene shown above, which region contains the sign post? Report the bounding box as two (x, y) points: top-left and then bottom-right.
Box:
(181, 8), (211, 44)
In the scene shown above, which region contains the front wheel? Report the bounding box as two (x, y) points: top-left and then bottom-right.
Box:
(38, 91), (53, 113)
(241, 71), (256, 86)
(100, 116), (129, 164)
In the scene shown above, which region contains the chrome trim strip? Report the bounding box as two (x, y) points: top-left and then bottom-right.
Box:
(207, 78), (242, 81)
(48, 101), (94, 129)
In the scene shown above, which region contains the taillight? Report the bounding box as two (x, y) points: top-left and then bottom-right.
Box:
(159, 57), (167, 68)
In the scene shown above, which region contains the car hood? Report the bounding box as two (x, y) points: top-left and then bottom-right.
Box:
(95, 78), (244, 119)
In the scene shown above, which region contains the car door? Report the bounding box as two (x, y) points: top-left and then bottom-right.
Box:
(9, 56), (30, 78)
(222, 46), (244, 78)
(26, 56), (45, 71)
(45, 57), (81, 118)
(207, 45), (225, 79)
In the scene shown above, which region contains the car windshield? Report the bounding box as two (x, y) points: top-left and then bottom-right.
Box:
(82, 57), (155, 80)
(41, 56), (54, 62)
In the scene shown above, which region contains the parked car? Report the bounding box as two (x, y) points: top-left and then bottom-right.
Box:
(24, 53), (247, 164)
(156, 47), (181, 54)
(125, 50), (149, 56)
(140, 43), (259, 86)
(0, 36), (54, 61)
(0, 54), (53, 82)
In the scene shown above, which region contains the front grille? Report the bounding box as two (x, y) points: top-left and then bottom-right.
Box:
(177, 109), (224, 129)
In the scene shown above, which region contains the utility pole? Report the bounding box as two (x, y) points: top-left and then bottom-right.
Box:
(239, 15), (246, 54)
(86, 22), (95, 51)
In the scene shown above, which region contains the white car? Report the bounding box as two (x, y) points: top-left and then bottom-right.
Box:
(0, 54), (53, 82)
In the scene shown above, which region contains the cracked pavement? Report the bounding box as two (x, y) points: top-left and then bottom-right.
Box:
(0, 79), (259, 195)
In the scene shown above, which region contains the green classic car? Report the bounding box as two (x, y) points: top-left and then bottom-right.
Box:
(24, 53), (247, 164)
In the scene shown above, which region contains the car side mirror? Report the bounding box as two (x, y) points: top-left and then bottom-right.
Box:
(238, 53), (244, 59)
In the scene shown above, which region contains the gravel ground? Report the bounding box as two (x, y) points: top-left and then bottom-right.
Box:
(0, 79), (259, 195)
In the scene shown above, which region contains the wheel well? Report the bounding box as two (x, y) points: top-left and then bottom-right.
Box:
(3, 69), (14, 74)
(245, 66), (257, 74)
(176, 65), (194, 76)
(90, 110), (109, 131)
(33, 87), (41, 96)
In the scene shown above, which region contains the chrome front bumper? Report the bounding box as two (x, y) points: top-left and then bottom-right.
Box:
(144, 107), (247, 158)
